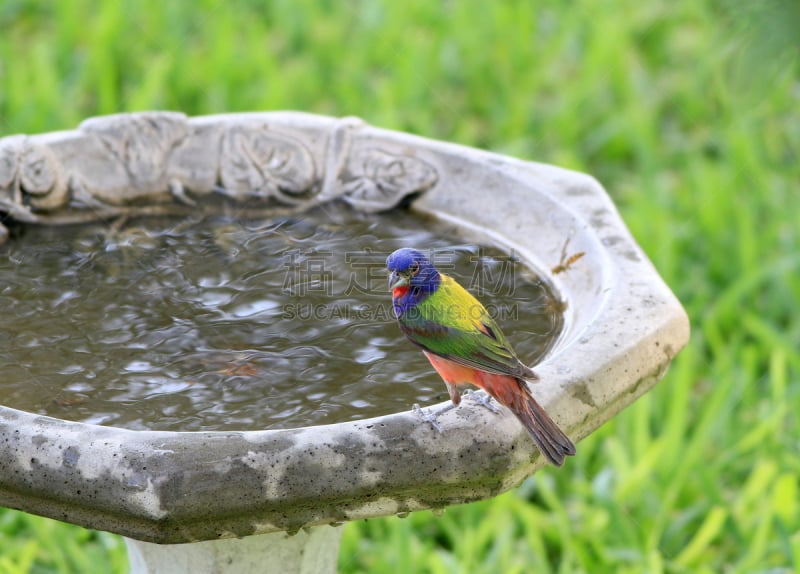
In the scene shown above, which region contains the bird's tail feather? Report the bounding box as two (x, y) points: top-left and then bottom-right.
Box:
(505, 379), (576, 466)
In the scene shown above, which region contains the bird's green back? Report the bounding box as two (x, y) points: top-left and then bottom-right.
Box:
(398, 274), (533, 378)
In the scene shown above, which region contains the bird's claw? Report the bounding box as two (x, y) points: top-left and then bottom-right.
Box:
(463, 389), (501, 414)
(412, 403), (455, 433)
(413, 392), (498, 433)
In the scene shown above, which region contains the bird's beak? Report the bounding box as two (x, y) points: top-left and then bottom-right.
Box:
(388, 270), (408, 290)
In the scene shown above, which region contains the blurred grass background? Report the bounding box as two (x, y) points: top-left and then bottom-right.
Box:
(1, 0), (798, 572)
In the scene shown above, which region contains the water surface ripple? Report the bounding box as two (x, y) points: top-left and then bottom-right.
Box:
(0, 205), (563, 431)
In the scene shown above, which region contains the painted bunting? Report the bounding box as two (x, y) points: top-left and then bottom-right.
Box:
(386, 247), (576, 466)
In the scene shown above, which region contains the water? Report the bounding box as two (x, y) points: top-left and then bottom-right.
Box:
(0, 204), (564, 431)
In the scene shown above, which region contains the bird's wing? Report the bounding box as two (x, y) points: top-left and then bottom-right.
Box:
(398, 275), (536, 379)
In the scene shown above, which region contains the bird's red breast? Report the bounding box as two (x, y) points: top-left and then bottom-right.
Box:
(392, 286), (410, 300)
(423, 351), (521, 407)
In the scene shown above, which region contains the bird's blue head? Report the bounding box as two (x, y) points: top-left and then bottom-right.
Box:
(386, 248), (441, 315)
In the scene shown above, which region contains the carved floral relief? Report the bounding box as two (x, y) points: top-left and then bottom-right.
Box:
(0, 112), (439, 240)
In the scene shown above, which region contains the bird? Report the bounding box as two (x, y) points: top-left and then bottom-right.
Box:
(386, 247), (576, 466)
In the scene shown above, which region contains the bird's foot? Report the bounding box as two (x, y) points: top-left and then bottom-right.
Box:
(412, 402), (457, 433)
(463, 389), (501, 414)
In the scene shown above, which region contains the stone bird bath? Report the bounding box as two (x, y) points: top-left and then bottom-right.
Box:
(0, 112), (689, 573)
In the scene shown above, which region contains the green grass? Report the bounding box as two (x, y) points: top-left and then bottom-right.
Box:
(1, 0), (798, 572)
(0, 509), (127, 574)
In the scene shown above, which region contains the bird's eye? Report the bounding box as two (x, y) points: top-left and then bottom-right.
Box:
(409, 262), (420, 275)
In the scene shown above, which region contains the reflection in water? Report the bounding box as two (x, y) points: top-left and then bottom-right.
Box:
(0, 204), (563, 431)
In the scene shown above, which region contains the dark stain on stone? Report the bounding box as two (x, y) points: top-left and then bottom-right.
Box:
(571, 382), (597, 408)
(565, 185), (593, 197)
(623, 250), (641, 262)
(62, 446), (80, 468)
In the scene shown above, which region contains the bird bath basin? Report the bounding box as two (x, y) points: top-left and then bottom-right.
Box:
(0, 112), (689, 573)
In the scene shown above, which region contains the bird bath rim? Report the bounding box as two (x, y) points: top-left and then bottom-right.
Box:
(0, 112), (689, 547)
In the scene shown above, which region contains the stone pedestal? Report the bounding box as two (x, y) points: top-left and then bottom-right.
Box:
(125, 526), (343, 574)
